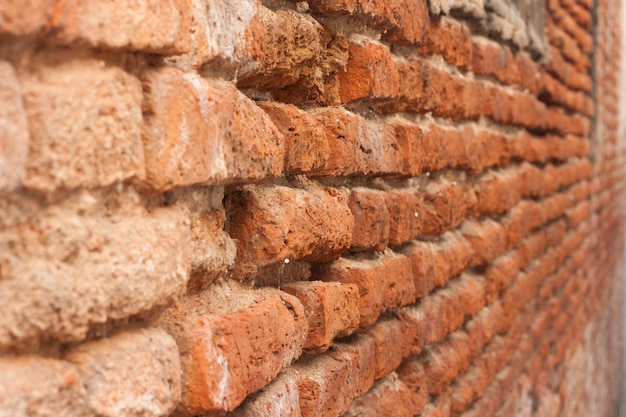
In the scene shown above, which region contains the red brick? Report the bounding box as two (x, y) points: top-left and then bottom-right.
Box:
(314, 251), (415, 328)
(472, 168), (522, 216)
(257, 102), (329, 174)
(282, 281), (360, 352)
(329, 334), (377, 397)
(421, 177), (474, 235)
(396, 359), (429, 413)
(0, 356), (88, 416)
(160, 290), (307, 415)
(419, 18), (472, 70)
(368, 318), (407, 379)
(348, 188), (390, 251)
(461, 219), (507, 266)
(293, 334), (375, 417)
(64, 328), (181, 417)
(344, 373), (419, 417)
(18, 56), (144, 192)
(51, 0), (191, 55)
(484, 252), (520, 303)
(338, 39), (399, 103)
(390, 123), (424, 176)
(0, 61), (28, 193)
(0, 198), (191, 350)
(384, 189), (424, 245)
(226, 182), (353, 278)
(142, 67), (284, 190)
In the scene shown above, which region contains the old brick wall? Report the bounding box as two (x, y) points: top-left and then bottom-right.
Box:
(0, 0), (624, 416)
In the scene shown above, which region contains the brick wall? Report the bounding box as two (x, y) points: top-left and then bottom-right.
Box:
(0, 0), (624, 416)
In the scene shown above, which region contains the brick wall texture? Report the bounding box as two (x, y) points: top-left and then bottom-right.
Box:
(0, 0), (624, 416)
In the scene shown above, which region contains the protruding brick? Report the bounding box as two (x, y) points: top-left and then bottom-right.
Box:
(368, 318), (407, 379)
(65, 328), (181, 417)
(419, 18), (472, 70)
(226, 182), (353, 278)
(0, 192), (191, 350)
(348, 188), (391, 251)
(51, 0), (192, 55)
(20, 57), (144, 192)
(282, 281), (360, 352)
(257, 102), (329, 174)
(461, 219), (507, 266)
(161, 290), (307, 415)
(0, 61), (28, 193)
(338, 39), (399, 103)
(142, 67), (284, 190)
(0, 356), (88, 416)
(421, 177), (474, 235)
(314, 251), (415, 328)
(384, 189), (423, 245)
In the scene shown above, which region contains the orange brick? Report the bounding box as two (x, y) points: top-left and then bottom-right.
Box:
(257, 102), (329, 174)
(226, 182), (353, 278)
(0, 0), (56, 35)
(384, 189), (424, 245)
(461, 219), (507, 266)
(160, 291), (307, 415)
(19, 56), (144, 192)
(368, 318), (407, 379)
(421, 177), (474, 235)
(227, 373), (300, 417)
(65, 328), (181, 417)
(338, 39), (399, 103)
(472, 168), (522, 216)
(419, 18), (472, 70)
(142, 67), (284, 190)
(52, 0), (191, 54)
(344, 373), (420, 417)
(282, 281), (360, 352)
(314, 251), (415, 328)
(348, 188), (391, 251)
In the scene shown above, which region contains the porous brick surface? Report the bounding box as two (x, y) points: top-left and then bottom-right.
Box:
(0, 0), (624, 416)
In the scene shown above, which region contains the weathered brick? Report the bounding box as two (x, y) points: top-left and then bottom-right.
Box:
(293, 333), (375, 417)
(0, 356), (88, 417)
(226, 182), (353, 278)
(344, 373), (419, 417)
(314, 251), (415, 328)
(51, 0), (191, 54)
(472, 168), (522, 216)
(461, 219), (507, 266)
(227, 373), (301, 417)
(396, 359), (429, 413)
(0, 0), (55, 35)
(282, 281), (360, 352)
(160, 289), (307, 415)
(419, 18), (472, 70)
(257, 102), (329, 174)
(348, 188), (391, 251)
(0, 61), (28, 193)
(64, 328), (181, 417)
(142, 67), (284, 190)
(0, 192), (191, 350)
(338, 39), (399, 103)
(421, 176), (474, 235)
(19, 57), (144, 192)
(384, 189), (423, 245)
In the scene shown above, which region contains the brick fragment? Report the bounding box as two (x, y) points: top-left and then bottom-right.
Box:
(0, 61), (28, 193)
(0, 195), (191, 350)
(226, 182), (353, 278)
(65, 328), (181, 417)
(161, 290), (307, 415)
(257, 102), (329, 174)
(0, 356), (88, 417)
(19, 57), (144, 192)
(282, 281), (360, 352)
(142, 67), (284, 190)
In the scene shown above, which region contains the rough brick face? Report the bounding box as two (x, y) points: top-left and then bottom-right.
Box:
(0, 0), (624, 416)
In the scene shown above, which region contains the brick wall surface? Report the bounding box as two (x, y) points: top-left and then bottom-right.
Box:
(0, 0), (624, 416)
